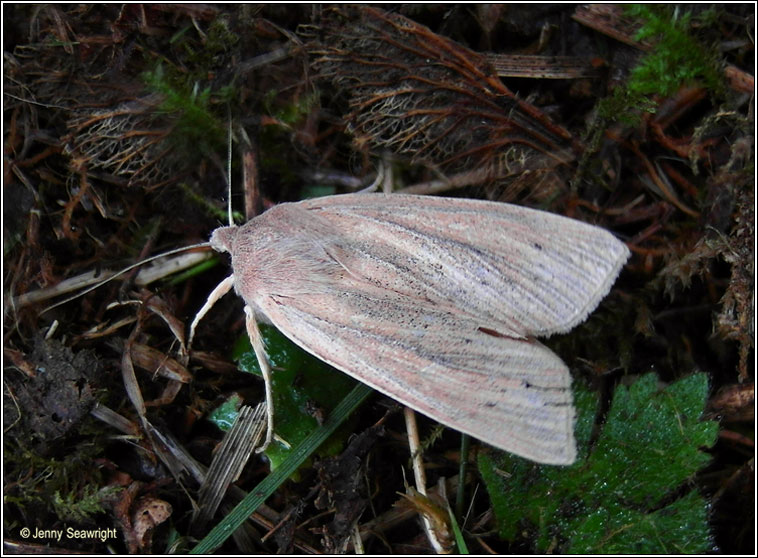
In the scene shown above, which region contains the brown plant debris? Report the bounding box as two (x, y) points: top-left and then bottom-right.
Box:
(310, 6), (577, 199)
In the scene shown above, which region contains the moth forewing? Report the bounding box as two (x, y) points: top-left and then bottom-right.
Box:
(298, 194), (630, 337)
(212, 193), (629, 465)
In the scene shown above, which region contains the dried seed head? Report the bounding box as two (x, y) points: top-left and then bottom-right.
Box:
(310, 6), (577, 200)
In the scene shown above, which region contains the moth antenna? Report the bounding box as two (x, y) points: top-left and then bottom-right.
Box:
(226, 111), (234, 226)
(37, 242), (211, 315)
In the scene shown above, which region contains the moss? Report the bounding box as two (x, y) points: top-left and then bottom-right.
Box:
(585, 5), (727, 130)
(142, 64), (227, 160)
(625, 5), (724, 98)
(4, 438), (113, 526)
(53, 485), (122, 523)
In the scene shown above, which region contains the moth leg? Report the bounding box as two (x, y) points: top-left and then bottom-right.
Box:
(245, 305), (274, 452)
(188, 275), (235, 348)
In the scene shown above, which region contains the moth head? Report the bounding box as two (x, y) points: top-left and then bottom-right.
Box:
(209, 225), (238, 254)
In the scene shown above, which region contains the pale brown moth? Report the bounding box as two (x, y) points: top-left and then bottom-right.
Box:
(191, 193), (629, 465)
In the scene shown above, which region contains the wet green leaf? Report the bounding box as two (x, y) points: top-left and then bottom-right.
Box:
(478, 372), (717, 553)
(206, 393), (243, 432)
(233, 324), (358, 471)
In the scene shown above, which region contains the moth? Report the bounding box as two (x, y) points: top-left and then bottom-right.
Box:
(191, 193), (629, 465)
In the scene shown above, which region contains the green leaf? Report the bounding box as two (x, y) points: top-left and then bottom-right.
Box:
(233, 324), (358, 471)
(206, 393), (243, 431)
(478, 372), (718, 553)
